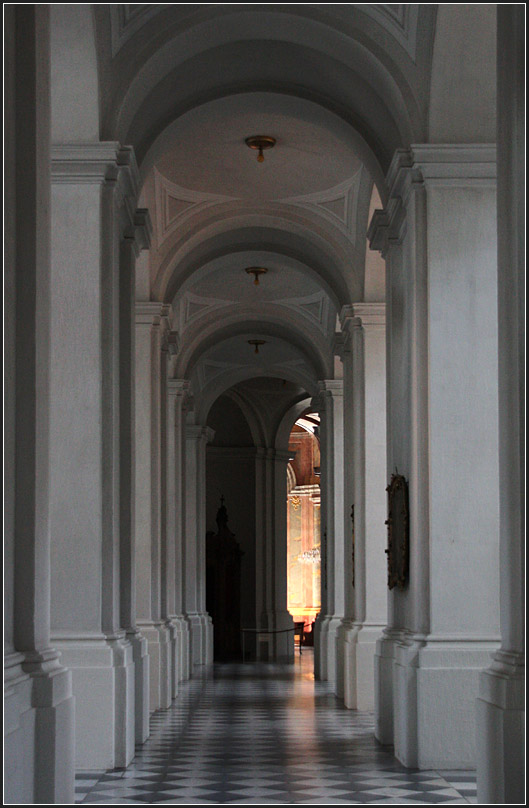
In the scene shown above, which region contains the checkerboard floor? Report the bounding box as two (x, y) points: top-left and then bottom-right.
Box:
(75, 652), (477, 804)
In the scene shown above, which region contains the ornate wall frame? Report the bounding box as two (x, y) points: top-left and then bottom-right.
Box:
(385, 471), (409, 590)
(351, 504), (355, 589)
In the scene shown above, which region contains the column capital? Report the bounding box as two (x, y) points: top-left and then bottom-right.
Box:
(341, 303), (385, 332)
(271, 449), (295, 465)
(310, 392), (325, 413)
(51, 142), (141, 190)
(51, 141), (123, 183)
(318, 379), (343, 397)
(185, 425), (215, 444)
(135, 301), (172, 327)
(167, 378), (190, 398)
(162, 329), (179, 355)
(125, 208), (152, 253)
(368, 144), (496, 256)
(332, 332), (346, 359)
(409, 143), (496, 187)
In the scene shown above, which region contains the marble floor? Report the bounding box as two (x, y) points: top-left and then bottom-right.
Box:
(75, 652), (477, 804)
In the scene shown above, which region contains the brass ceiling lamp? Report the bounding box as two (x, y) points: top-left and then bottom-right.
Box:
(245, 266), (268, 285)
(245, 135), (276, 163)
(248, 339), (266, 354)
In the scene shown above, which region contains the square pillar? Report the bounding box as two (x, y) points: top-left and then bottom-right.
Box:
(316, 380), (345, 690)
(476, 7), (525, 802)
(119, 212), (152, 745)
(369, 145), (501, 769)
(339, 304), (387, 710)
(184, 424), (215, 667)
(166, 379), (191, 687)
(256, 450), (295, 662)
(135, 302), (172, 711)
(49, 143), (141, 770)
(4, 8), (75, 801)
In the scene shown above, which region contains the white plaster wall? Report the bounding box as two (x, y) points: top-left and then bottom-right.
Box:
(50, 183), (103, 631)
(429, 5), (496, 143)
(50, 4), (99, 142)
(427, 186), (499, 635)
(364, 326), (387, 627)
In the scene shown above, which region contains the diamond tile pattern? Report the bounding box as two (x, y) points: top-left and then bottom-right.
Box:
(75, 654), (477, 804)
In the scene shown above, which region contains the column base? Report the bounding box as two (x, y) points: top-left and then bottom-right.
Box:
(137, 621), (172, 711)
(392, 633), (500, 769)
(260, 610), (294, 662)
(313, 612), (324, 679)
(341, 621), (385, 710)
(52, 632), (135, 770)
(126, 629), (150, 744)
(4, 649), (75, 804)
(185, 612), (213, 668)
(476, 650), (525, 803)
(166, 617), (190, 697)
(374, 628), (401, 743)
(175, 617), (191, 681)
(318, 614), (343, 690)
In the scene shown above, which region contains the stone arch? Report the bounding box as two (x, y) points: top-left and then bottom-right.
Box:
(176, 309), (332, 383)
(96, 5), (429, 177)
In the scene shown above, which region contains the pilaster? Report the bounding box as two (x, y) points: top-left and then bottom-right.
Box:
(338, 304), (386, 710)
(476, 8), (525, 802)
(49, 141), (142, 768)
(166, 379), (191, 690)
(368, 145), (500, 768)
(184, 424), (215, 667)
(135, 301), (173, 711)
(256, 449), (295, 662)
(5, 7), (75, 800)
(120, 210), (152, 744)
(316, 380), (344, 690)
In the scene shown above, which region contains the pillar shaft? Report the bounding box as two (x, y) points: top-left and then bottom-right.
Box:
(135, 302), (172, 710)
(4, 8), (75, 801)
(119, 213), (152, 745)
(49, 143), (141, 770)
(165, 379), (191, 686)
(369, 145), (501, 769)
(254, 449), (295, 661)
(316, 380), (344, 689)
(339, 304), (387, 709)
(184, 424), (215, 667)
(476, 7), (525, 802)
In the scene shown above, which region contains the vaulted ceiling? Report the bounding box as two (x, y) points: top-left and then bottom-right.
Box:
(76, 4), (485, 435)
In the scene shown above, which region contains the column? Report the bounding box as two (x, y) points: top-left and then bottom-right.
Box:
(338, 304), (387, 709)
(135, 303), (172, 710)
(476, 7), (525, 802)
(184, 424), (215, 667)
(312, 393), (328, 680)
(317, 381), (345, 690)
(368, 145), (500, 768)
(50, 143), (140, 769)
(4, 7), (75, 801)
(119, 211), (152, 744)
(258, 450), (296, 661)
(165, 379), (191, 690)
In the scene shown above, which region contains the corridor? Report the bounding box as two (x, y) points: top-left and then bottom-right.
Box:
(74, 654), (477, 805)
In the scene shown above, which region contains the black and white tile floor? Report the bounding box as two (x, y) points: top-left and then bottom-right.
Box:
(75, 653), (478, 804)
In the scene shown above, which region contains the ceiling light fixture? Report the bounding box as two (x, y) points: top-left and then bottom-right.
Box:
(248, 339), (266, 354)
(245, 266), (268, 285)
(245, 135), (276, 163)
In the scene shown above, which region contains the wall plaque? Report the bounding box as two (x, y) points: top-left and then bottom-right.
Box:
(385, 471), (409, 590)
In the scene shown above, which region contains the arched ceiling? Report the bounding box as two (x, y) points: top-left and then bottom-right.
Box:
(50, 6), (497, 431)
(90, 4), (436, 423)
